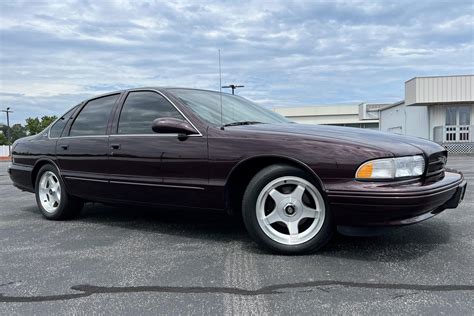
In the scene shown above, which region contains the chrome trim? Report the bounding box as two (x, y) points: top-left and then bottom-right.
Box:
(64, 176), (108, 183)
(110, 180), (204, 190)
(109, 134), (201, 138)
(60, 135), (109, 139)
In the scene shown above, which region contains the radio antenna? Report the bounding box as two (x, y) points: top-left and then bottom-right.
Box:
(219, 49), (224, 129)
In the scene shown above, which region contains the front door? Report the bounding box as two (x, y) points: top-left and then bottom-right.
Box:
(106, 90), (208, 208)
(56, 94), (120, 201)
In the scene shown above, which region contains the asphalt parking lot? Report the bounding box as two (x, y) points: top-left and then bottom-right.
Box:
(0, 157), (473, 315)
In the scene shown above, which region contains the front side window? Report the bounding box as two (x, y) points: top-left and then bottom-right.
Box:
(118, 91), (184, 134)
(49, 106), (79, 138)
(69, 94), (119, 136)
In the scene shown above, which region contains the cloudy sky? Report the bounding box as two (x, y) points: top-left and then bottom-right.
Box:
(0, 0), (473, 124)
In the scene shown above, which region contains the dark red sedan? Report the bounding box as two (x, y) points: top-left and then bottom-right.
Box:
(8, 88), (467, 254)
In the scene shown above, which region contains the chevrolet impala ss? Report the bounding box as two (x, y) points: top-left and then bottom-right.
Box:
(8, 88), (467, 254)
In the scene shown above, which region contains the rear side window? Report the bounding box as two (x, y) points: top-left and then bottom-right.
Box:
(69, 94), (119, 136)
(118, 91), (184, 134)
(49, 106), (78, 138)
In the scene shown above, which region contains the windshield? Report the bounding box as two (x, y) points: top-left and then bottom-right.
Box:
(169, 89), (290, 126)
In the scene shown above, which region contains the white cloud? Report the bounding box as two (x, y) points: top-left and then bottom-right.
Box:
(0, 0), (473, 123)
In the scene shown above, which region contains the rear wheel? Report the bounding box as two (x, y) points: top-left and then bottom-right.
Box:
(242, 164), (333, 254)
(35, 164), (84, 220)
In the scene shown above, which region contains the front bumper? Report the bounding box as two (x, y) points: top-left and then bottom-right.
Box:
(326, 171), (466, 226)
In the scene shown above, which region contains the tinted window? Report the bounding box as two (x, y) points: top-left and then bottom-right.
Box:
(49, 106), (78, 138)
(70, 94), (119, 136)
(169, 89), (289, 126)
(118, 91), (184, 134)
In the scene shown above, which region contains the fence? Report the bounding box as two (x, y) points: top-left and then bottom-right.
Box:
(0, 145), (10, 157)
(433, 125), (474, 154)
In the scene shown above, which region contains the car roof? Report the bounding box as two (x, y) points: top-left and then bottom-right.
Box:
(84, 87), (235, 103)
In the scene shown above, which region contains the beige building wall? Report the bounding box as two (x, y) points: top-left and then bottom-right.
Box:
(273, 104), (379, 126)
(405, 75), (474, 105)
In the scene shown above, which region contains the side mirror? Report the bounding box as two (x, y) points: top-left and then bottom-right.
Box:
(151, 117), (197, 135)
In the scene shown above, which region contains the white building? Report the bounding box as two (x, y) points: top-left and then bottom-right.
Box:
(273, 74), (473, 154)
(379, 75), (473, 153)
(273, 103), (386, 129)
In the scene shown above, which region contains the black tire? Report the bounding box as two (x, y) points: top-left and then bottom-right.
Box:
(35, 164), (84, 220)
(242, 164), (333, 254)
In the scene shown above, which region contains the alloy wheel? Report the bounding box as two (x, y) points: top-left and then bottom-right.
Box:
(256, 176), (325, 245)
(38, 171), (62, 213)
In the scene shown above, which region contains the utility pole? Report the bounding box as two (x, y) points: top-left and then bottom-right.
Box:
(1, 107), (13, 156)
(221, 84), (244, 95)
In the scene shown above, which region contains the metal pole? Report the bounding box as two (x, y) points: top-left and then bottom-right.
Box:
(222, 84), (245, 95)
(2, 107), (13, 157)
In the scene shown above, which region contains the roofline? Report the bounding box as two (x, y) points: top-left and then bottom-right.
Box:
(155, 86), (232, 96)
(378, 100), (405, 111)
(82, 86), (235, 103)
(405, 74), (474, 83)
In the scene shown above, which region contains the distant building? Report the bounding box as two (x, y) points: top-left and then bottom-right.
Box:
(273, 74), (473, 154)
(379, 75), (473, 153)
(273, 103), (387, 129)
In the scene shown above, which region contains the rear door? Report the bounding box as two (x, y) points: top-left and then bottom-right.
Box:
(106, 90), (208, 207)
(56, 94), (120, 201)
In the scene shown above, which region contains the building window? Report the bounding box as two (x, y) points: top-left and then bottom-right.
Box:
(444, 105), (471, 142)
(445, 106), (471, 126)
(446, 107), (457, 126)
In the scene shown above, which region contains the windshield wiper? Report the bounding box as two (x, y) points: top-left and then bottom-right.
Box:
(222, 121), (264, 127)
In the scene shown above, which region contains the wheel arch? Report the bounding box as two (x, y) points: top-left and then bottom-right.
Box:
(31, 158), (63, 190)
(224, 155), (325, 214)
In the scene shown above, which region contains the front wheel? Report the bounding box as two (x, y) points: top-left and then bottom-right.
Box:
(35, 164), (84, 220)
(242, 164), (333, 254)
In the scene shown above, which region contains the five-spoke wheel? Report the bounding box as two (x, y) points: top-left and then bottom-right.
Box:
(242, 164), (333, 254)
(256, 176), (325, 245)
(38, 171), (62, 213)
(35, 164), (84, 220)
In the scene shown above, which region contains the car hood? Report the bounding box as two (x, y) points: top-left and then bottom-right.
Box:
(230, 123), (445, 157)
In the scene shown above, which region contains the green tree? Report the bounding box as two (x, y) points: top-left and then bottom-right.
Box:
(0, 124), (7, 136)
(25, 115), (57, 135)
(10, 123), (27, 142)
(40, 115), (57, 131)
(25, 117), (41, 135)
(0, 130), (7, 145)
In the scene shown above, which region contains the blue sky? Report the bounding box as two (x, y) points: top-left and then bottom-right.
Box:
(0, 0), (473, 124)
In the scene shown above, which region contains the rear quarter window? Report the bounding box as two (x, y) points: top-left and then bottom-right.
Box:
(69, 94), (119, 136)
(49, 106), (79, 138)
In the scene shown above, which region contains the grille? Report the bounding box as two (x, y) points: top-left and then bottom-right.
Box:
(425, 152), (447, 178)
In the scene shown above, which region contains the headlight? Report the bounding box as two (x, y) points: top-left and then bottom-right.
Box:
(356, 155), (425, 180)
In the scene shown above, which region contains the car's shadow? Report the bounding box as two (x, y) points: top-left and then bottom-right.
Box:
(23, 202), (452, 261)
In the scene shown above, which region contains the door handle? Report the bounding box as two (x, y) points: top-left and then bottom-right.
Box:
(110, 144), (121, 150)
(60, 144), (69, 150)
